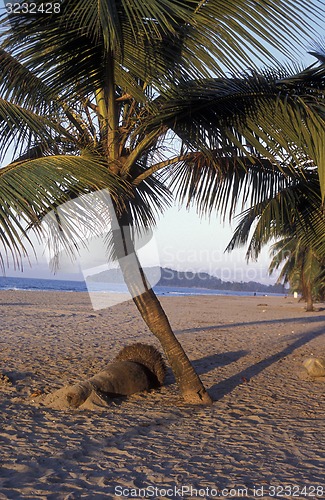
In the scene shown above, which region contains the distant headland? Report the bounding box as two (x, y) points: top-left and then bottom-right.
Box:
(86, 266), (286, 294)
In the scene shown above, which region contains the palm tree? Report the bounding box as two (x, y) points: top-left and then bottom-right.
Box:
(0, 0), (325, 403)
(225, 168), (325, 311)
(269, 237), (325, 311)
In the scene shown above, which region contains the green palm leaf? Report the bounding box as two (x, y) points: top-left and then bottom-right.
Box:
(2, 0), (323, 92)
(0, 97), (78, 160)
(0, 48), (57, 109)
(0, 155), (130, 269)
(226, 170), (325, 258)
(144, 64), (325, 199)
(269, 236), (325, 303)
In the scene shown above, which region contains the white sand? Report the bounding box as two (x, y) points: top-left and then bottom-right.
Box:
(0, 291), (324, 499)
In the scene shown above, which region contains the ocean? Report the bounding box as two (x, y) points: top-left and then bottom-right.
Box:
(0, 276), (285, 297)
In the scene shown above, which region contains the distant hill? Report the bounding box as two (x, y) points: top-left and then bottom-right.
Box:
(86, 266), (285, 294)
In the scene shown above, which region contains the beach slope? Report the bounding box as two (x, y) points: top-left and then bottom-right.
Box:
(1, 291), (324, 498)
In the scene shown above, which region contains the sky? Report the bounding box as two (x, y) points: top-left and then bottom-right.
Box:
(0, 198), (292, 285)
(0, 6), (324, 285)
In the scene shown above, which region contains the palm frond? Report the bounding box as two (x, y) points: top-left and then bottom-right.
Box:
(0, 154), (131, 269)
(268, 236), (325, 297)
(129, 168), (173, 231)
(1, 0), (323, 93)
(158, 151), (295, 220)
(0, 0), (324, 272)
(0, 97), (78, 161)
(0, 48), (58, 111)
(226, 171), (325, 259)
(147, 65), (325, 197)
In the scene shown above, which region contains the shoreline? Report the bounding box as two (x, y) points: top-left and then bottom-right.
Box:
(0, 275), (287, 297)
(1, 291), (324, 498)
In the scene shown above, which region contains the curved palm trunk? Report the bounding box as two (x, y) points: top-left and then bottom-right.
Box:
(112, 212), (212, 405)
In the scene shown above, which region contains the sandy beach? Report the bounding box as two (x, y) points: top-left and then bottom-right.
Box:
(0, 290), (324, 499)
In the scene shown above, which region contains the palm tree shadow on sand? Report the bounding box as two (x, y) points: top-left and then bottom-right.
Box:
(163, 351), (248, 386)
(192, 351), (248, 376)
(174, 315), (325, 336)
(195, 325), (325, 401)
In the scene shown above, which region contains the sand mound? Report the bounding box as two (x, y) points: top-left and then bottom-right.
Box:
(44, 344), (167, 410)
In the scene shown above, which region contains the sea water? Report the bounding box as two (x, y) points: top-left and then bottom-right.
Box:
(0, 276), (285, 297)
